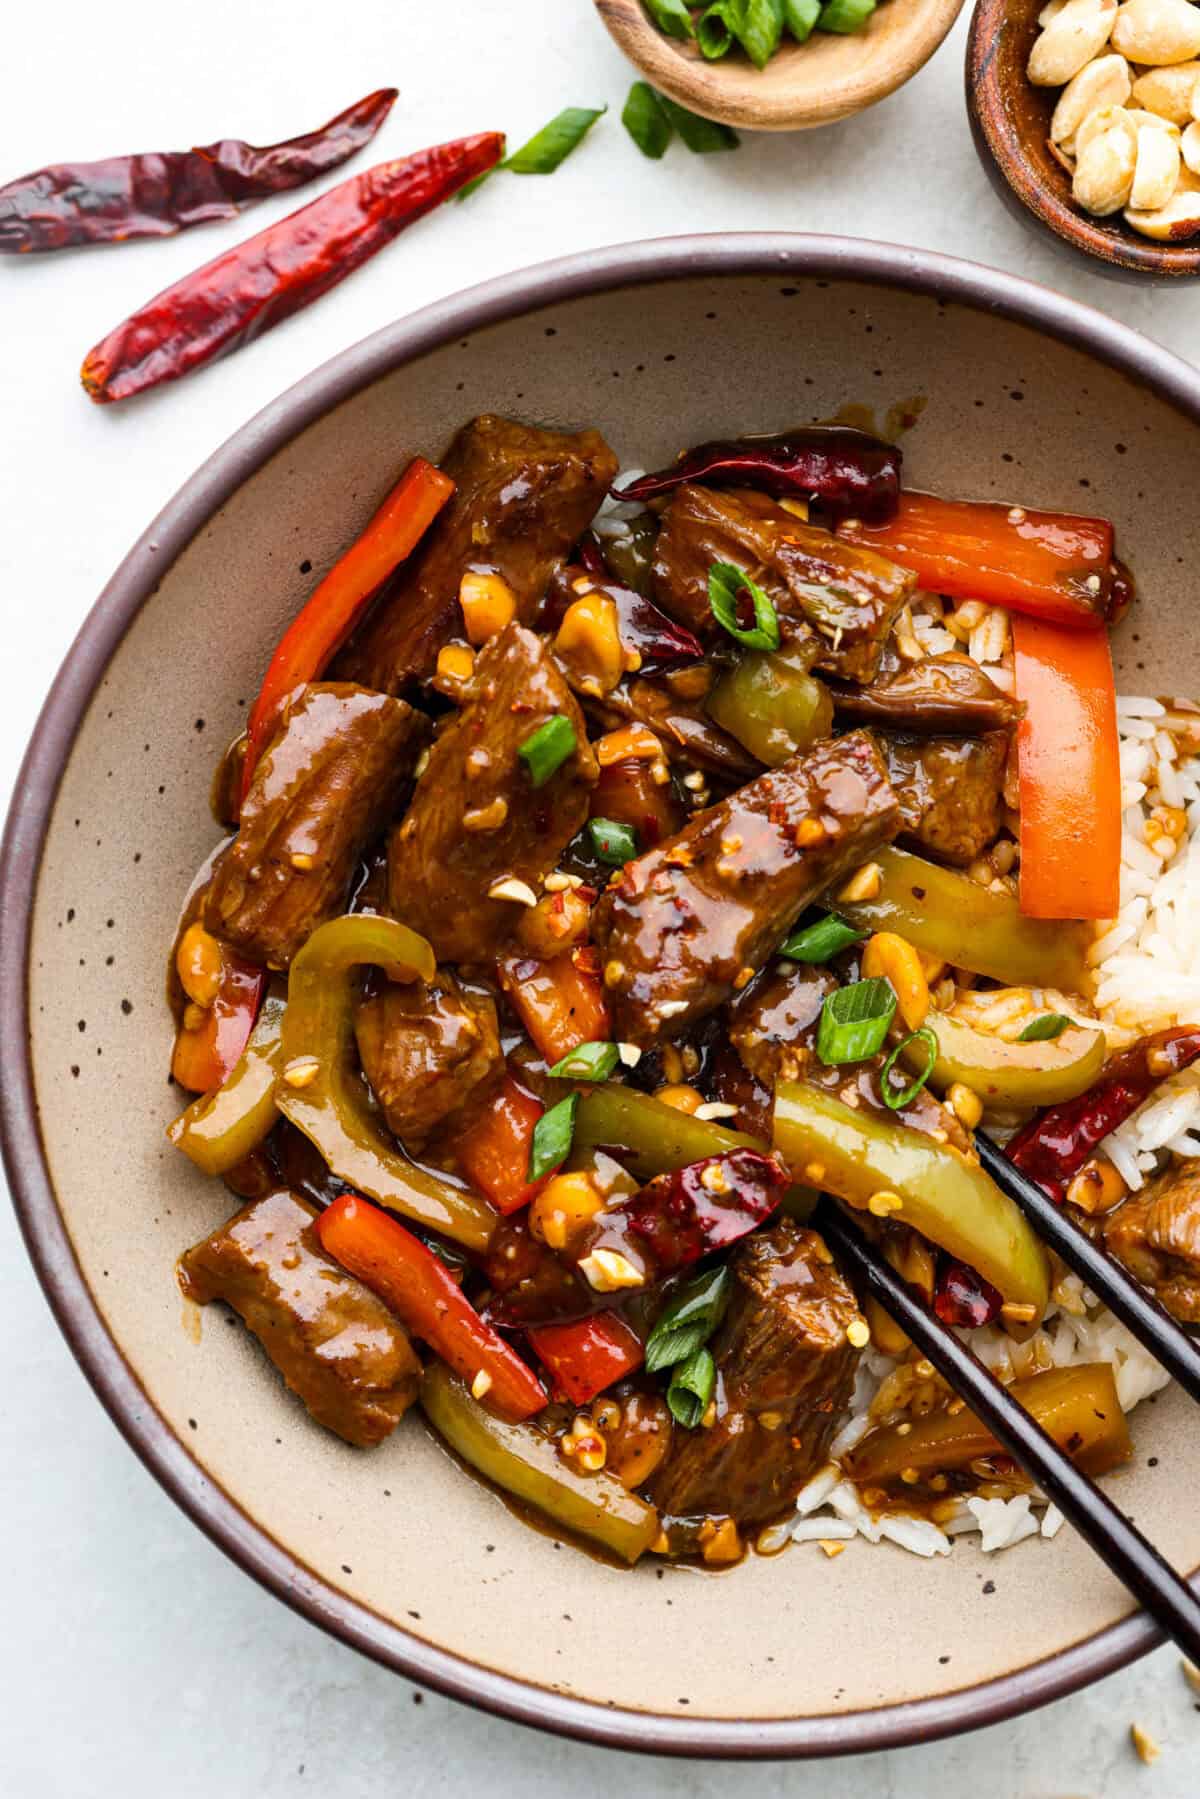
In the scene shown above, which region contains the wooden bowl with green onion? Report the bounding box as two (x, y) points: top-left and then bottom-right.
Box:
(594, 0), (966, 130)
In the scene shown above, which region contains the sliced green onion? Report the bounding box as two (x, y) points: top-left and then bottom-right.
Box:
(528, 1092), (579, 1182)
(708, 561), (781, 652)
(784, 0), (821, 40)
(645, 1265), (732, 1374)
(588, 816), (639, 866)
(519, 716), (577, 787)
(1017, 1013), (1072, 1043)
(622, 81), (675, 159)
(779, 914), (865, 964)
(736, 0), (787, 65)
(697, 1), (737, 58)
(818, 0), (876, 31)
(880, 1026), (939, 1111)
(654, 94), (741, 153)
(816, 977), (897, 1066)
(548, 1041), (620, 1083)
(643, 0), (698, 37)
(668, 1345), (717, 1428)
(506, 107), (607, 175)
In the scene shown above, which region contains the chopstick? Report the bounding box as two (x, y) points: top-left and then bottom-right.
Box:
(816, 1198), (1200, 1666)
(975, 1130), (1200, 1407)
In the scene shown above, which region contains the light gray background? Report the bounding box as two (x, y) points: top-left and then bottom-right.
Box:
(3, 2), (1199, 1791)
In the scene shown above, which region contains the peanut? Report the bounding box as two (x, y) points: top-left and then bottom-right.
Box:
(1073, 122), (1138, 212)
(1074, 104), (1136, 160)
(861, 931), (930, 1030)
(1131, 60), (1200, 122)
(1028, 0), (1118, 86)
(1126, 164), (1200, 234)
(1130, 122), (1182, 207)
(1052, 52), (1131, 142)
(1182, 118), (1200, 170)
(1111, 0), (1200, 65)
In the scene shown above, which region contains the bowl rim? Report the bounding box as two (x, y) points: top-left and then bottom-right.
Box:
(3, 231), (1197, 1759)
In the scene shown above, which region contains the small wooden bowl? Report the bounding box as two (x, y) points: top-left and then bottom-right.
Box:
(967, 0), (1200, 278)
(594, 0), (965, 131)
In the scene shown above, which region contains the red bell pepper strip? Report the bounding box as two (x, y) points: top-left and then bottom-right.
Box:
(316, 1193), (547, 1422)
(838, 492), (1118, 627)
(456, 1074), (546, 1216)
(81, 131), (505, 403)
(497, 948), (611, 1065)
(171, 950), (265, 1093)
(1007, 1027), (1200, 1199)
(241, 456), (454, 798)
(1, 89), (398, 255)
(527, 1313), (645, 1406)
(1011, 612), (1121, 921)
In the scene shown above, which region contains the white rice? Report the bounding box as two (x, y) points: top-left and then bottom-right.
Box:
(785, 688), (1199, 1559)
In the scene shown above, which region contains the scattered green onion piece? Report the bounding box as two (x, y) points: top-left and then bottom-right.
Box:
(818, 0), (876, 31)
(780, 914), (865, 964)
(645, 1265), (732, 1374)
(528, 1093), (579, 1182)
(655, 94), (741, 153)
(588, 816), (639, 867)
(506, 107), (607, 175)
(622, 82), (675, 158)
(880, 1026), (939, 1111)
(816, 978), (897, 1066)
(643, 0), (698, 37)
(519, 716), (577, 788)
(708, 561), (781, 652)
(667, 1345), (717, 1428)
(1017, 1013), (1072, 1043)
(784, 0), (821, 40)
(548, 1041), (620, 1083)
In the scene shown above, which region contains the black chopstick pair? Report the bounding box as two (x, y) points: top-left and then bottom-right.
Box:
(814, 1132), (1200, 1666)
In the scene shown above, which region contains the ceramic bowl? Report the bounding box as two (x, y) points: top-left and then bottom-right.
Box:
(594, 0), (965, 130)
(967, 0), (1200, 278)
(4, 235), (1200, 1758)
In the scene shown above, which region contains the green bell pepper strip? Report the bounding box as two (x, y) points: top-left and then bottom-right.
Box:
(574, 1085), (816, 1220)
(844, 1363), (1130, 1485)
(901, 1009), (1107, 1109)
(705, 645), (834, 768)
(774, 1079), (1050, 1318)
(166, 989), (287, 1175)
(420, 1361), (660, 1564)
(276, 915), (497, 1253)
(831, 846), (1093, 993)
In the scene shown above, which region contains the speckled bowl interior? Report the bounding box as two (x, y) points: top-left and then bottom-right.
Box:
(6, 238), (1200, 1758)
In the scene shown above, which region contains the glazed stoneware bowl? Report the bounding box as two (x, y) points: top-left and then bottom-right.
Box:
(595, 0), (965, 130)
(5, 235), (1200, 1758)
(967, 0), (1200, 277)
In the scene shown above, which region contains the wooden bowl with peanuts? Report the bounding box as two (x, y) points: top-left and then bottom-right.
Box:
(967, 0), (1200, 275)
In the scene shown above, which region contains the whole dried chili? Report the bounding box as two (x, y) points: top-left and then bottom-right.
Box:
(81, 131), (504, 403)
(1006, 1025), (1200, 1199)
(620, 1149), (787, 1274)
(611, 427), (902, 525)
(0, 89), (398, 255)
(933, 1257), (1003, 1329)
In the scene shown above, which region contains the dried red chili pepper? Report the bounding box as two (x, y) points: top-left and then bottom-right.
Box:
(1006, 1025), (1200, 1199)
(611, 427), (902, 525)
(933, 1258), (1003, 1329)
(620, 1149), (787, 1275)
(81, 131), (504, 403)
(0, 89), (398, 255)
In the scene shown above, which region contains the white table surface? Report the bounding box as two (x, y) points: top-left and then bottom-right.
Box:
(4, 2), (1200, 1791)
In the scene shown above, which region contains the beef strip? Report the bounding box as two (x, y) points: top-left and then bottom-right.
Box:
(651, 484), (915, 684)
(355, 973), (503, 1153)
(205, 683), (427, 970)
(335, 415), (618, 694)
(650, 1218), (861, 1527)
(178, 1190), (421, 1447)
(1104, 1159), (1200, 1323)
(388, 623), (597, 964)
(728, 959), (971, 1151)
(591, 730), (899, 1046)
(829, 654), (1022, 735)
(880, 730), (1008, 868)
